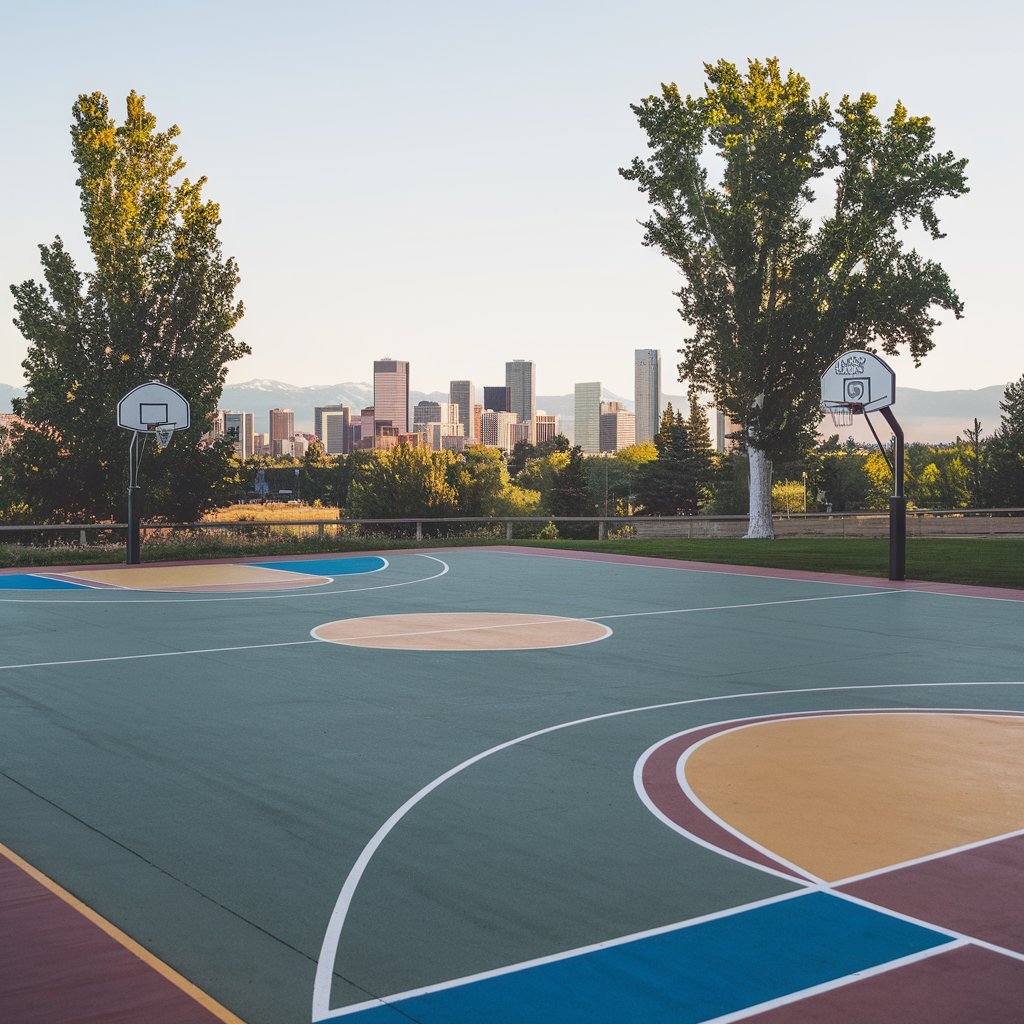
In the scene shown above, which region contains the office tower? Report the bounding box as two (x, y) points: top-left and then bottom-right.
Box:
(222, 411), (255, 460)
(483, 386), (511, 413)
(205, 410), (225, 443)
(534, 413), (558, 444)
(634, 349), (661, 444)
(322, 410), (349, 455)
(290, 435), (308, 458)
(253, 432), (267, 454)
(373, 358), (410, 434)
(574, 383), (602, 454)
(600, 402), (636, 452)
(315, 404), (348, 441)
(473, 404), (482, 444)
(715, 409), (744, 453)
(424, 421), (465, 451)
(505, 360), (536, 443)
(480, 410), (519, 452)
(413, 401), (459, 433)
(270, 408), (294, 457)
(449, 381), (476, 442)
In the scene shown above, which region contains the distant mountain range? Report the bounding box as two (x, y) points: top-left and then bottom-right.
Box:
(0, 378), (1009, 445)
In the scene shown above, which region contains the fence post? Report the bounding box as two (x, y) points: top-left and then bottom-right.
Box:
(598, 520), (606, 540)
(79, 528), (87, 547)
(506, 520), (513, 541)
(415, 520), (423, 541)
(317, 522), (325, 541)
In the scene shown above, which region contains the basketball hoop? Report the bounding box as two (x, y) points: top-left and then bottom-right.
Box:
(823, 403), (861, 428)
(153, 423), (176, 450)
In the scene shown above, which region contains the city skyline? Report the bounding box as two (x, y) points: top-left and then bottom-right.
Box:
(2, 3), (1020, 400)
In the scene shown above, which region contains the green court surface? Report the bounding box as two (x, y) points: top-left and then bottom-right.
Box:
(2, 548), (1023, 1024)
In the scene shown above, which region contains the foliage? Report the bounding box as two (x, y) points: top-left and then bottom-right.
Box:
(448, 445), (540, 517)
(634, 403), (716, 514)
(5, 91), (248, 522)
(347, 444), (459, 518)
(621, 57), (968, 527)
(547, 446), (596, 536)
(987, 375), (1024, 506)
(771, 480), (806, 515)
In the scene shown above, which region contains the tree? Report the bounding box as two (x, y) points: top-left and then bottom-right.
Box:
(347, 445), (458, 519)
(987, 375), (1024, 506)
(5, 91), (248, 522)
(547, 445), (595, 536)
(621, 58), (967, 537)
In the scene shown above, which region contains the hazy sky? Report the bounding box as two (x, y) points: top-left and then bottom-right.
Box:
(2, 0), (1020, 398)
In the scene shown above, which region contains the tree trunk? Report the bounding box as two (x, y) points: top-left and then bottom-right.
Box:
(745, 446), (774, 539)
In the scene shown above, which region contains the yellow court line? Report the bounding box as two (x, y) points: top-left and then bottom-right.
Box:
(0, 841), (247, 1024)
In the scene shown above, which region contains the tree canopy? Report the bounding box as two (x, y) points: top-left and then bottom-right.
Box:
(621, 58), (968, 535)
(4, 91), (248, 521)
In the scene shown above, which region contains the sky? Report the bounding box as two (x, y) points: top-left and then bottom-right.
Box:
(2, 0), (1021, 399)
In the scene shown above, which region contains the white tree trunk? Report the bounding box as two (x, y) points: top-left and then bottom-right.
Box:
(744, 446), (774, 539)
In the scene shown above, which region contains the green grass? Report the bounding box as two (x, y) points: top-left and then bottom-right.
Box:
(516, 537), (1024, 590)
(2, 534), (1022, 590)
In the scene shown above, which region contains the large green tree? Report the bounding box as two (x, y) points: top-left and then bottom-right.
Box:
(5, 91), (248, 522)
(621, 58), (967, 536)
(987, 375), (1024, 506)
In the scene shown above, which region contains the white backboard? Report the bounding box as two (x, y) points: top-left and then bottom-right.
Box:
(820, 351), (895, 413)
(117, 381), (191, 432)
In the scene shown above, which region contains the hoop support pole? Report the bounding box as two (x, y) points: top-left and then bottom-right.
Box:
(879, 406), (905, 581)
(126, 430), (142, 564)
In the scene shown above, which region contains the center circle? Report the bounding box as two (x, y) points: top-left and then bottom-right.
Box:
(311, 612), (611, 651)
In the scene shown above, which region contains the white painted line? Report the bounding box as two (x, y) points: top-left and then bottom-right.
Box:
(698, 941), (966, 1024)
(588, 588), (899, 621)
(834, 824), (1024, 887)
(0, 554), (447, 604)
(676, 727), (828, 885)
(311, 682), (1024, 1020)
(832, 888), (1024, 963)
(317, 889), (813, 1020)
(632, 735), (812, 886)
(637, 709), (1024, 888)
(0, 640), (322, 673)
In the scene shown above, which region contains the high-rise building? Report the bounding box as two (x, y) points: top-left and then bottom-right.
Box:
(473, 404), (482, 445)
(483, 386), (511, 413)
(270, 408), (294, 457)
(413, 401), (460, 433)
(716, 409), (744, 453)
(534, 413), (558, 444)
(222, 411), (255, 460)
(315, 404), (348, 441)
(449, 381), (476, 442)
(480, 410), (519, 452)
(600, 402), (636, 452)
(322, 410), (349, 455)
(634, 349), (661, 445)
(505, 360), (536, 443)
(574, 382), (602, 454)
(373, 359), (410, 435)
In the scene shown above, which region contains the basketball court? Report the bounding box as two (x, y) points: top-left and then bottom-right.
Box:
(2, 544), (1023, 1023)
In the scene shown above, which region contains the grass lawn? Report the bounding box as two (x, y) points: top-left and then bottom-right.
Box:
(516, 538), (1024, 590)
(1, 533), (1022, 590)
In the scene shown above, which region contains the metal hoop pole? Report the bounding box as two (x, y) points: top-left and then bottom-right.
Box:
(127, 430), (142, 564)
(880, 406), (905, 581)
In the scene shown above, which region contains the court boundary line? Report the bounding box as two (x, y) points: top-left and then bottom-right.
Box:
(311, 680), (1024, 1020)
(0, 840), (247, 1024)
(0, 554), (447, 604)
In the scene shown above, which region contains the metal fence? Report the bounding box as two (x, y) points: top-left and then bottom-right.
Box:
(1, 508), (1022, 549)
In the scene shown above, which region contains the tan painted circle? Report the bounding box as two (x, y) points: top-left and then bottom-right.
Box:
(311, 612), (611, 651)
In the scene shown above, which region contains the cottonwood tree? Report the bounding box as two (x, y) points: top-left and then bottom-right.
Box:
(622, 58), (967, 537)
(7, 91), (248, 521)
